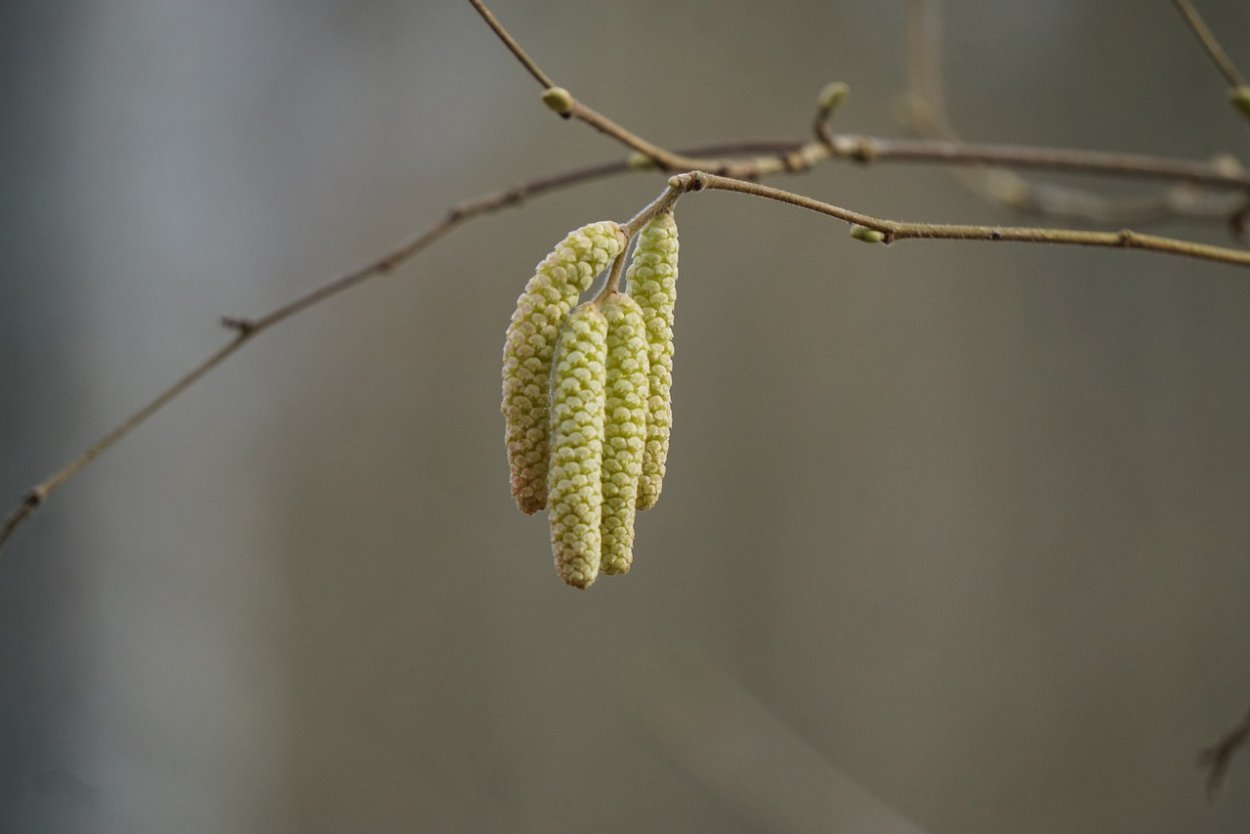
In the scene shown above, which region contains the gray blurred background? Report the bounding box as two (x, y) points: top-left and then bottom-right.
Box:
(4, 1), (1250, 832)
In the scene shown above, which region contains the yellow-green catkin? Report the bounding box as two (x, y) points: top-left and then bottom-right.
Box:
(502, 221), (624, 514)
(624, 211), (678, 510)
(547, 303), (609, 589)
(599, 293), (650, 575)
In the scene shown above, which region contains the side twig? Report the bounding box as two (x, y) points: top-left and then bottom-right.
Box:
(1200, 707), (1250, 797)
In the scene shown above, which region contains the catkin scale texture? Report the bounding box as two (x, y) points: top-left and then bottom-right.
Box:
(624, 212), (679, 510)
(599, 293), (650, 575)
(502, 221), (624, 514)
(547, 303), (609, 589)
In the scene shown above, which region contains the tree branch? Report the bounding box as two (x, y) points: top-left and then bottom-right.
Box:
(9, 0), (1250, 556)
(668, 170), (1250, 268)
(826, 134), (1250, 191)
(903, 0), (1249, 227)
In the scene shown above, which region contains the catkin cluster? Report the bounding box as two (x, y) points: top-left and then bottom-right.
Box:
(501, 221), (625, 514)
(502, 212), (679, 589)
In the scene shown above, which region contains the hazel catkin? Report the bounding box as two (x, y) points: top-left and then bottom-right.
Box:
(547, 302), (609, 589)
(502, 221), (624, 514)
(598, 293), (650, 575)
(624, 211), (679, 511)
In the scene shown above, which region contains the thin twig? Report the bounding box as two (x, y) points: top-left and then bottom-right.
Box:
(1200, 707), (1250, 797)
(465, 0), (555, 88)
(670, 170), (1250, 268)
(1171, 0), (1246, 88)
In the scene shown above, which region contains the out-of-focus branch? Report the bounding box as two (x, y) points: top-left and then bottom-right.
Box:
(902, 0), (1249, 228)
(825, 134), (1250, 191)
(630, 650), (931, 834)
(1200, 707), (1250, 797)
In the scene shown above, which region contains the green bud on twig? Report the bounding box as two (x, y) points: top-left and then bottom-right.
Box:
(628, 151), (658, 170)
(817, 81), (850, 113)
(542, 86), (574, 116)
(849, 223), (886, 244)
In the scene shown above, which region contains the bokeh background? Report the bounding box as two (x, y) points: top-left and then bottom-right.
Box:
(4, 1), (1250, 832)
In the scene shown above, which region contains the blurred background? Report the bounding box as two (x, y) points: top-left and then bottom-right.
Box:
(4, 1), (1250, 831)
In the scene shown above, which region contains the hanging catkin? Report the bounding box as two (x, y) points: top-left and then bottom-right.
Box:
(502, 221), (624, 514)
(624, 211), (679, 510)
(598, 292), (650, 575)
(547, 302), (609, 589)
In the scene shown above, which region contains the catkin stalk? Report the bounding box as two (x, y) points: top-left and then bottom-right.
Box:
(624, 212), (679, 510)
(502, 222), (624, 514)
(599, 293), (650, 575)
(547, 303), (609, 589)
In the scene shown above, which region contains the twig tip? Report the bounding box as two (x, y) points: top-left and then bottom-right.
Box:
(817, 81), (850, 113)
